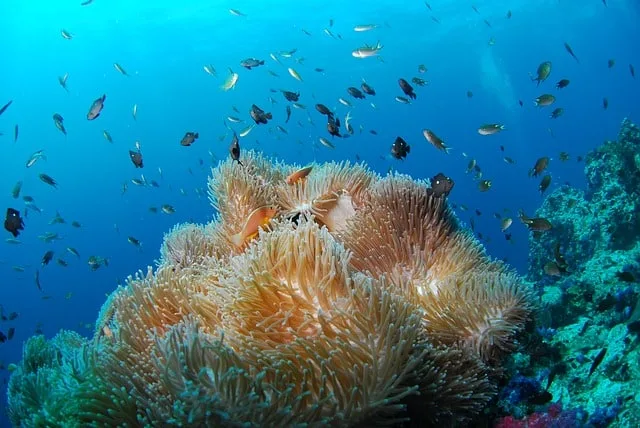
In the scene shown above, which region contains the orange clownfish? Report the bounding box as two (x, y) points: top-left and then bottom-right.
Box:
(285, 165), (313, 185)
(231, 206), (278, 247)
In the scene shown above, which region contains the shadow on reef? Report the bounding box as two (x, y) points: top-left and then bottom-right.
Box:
(489, 118), (640, 427)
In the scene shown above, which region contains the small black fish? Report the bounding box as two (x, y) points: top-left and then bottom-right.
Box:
(347, 87), (366, 99)
(0, 100), (13, 116)
(282, 90), (300, 102)
(0, 331), (6, 343)
(563, 42), (580, 63)
(398, 78), (416, 99)
(556, 79), (570, 89)
(539, 174), (551, 194)
(42, 251), (54, 266)
(429, 173), (454, 198)
(550, 107), (564, 119)
(315, 103), (333, 118)
(180, 131), (199, 146)
(285, 105), (292, 123)
(35, 269), (42, 291)
(53, 113), (67, 135)
(87, 94), (106, 120)
(39, 173), (57, 188)
(229, 132), (243, 166)
(630, 64), (636, 78)
(129, 150), (143, 168)
(4, 208), (25, 237)
(7, 327), (15, 340)
(240, 58), (264, 70)
(361, 82), (376, 96)
(250, 104), (272, 125)
(588, 347), (607, 377)
(390, 136), (410, 160)
(327, 116), (341, 137)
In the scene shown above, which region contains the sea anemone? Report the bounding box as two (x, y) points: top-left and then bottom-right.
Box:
(421, 270), (534, 362)
(159, 221), (230, 269)
(208, 151), (283, 248)
(7, 152), (534, 426)
(337, 174), (490, 291)
(402, 341), (496, 425)
(275, 161), (375, 232)
(337, 173), (533, 363)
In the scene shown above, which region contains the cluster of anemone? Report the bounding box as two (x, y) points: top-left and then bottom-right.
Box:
(7, 151), (534, 427)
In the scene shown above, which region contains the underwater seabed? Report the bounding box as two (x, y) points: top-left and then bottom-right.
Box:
(6, 119), (640, 427)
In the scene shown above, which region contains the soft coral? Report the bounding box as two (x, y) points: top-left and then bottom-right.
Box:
(495, 403), (585, 428)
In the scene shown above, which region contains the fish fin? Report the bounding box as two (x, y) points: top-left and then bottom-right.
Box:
(101, 94), (106, 101)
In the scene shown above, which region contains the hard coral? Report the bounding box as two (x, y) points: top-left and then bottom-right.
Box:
(8, 152), (534, 426)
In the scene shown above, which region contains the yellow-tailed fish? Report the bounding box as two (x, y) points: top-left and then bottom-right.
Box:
(288, 67), (303, 81)
(353, 24), (378, 32)
(319, 137), (335, 149)
(221, 69), (239, 91)
(285, 166), (313, 185)
(239, 124), (255, 137)
(113, 63), (129, 76)
(203, 64), (216, 76)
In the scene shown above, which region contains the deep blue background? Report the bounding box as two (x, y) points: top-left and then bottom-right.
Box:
(0, 0), (638, 424)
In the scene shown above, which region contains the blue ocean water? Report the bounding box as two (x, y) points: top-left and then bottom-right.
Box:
(0, 0), (638, 424)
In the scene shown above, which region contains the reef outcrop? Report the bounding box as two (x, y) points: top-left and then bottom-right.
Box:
(518, 119), (640, 425)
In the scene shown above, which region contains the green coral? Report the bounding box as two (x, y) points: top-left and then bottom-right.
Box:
(7, 331), (92, 427)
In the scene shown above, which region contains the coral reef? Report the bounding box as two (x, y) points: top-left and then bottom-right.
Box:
(527, 118), (640, 283)
(514, 118), (640, 426)
(7, 152), (534, 427)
